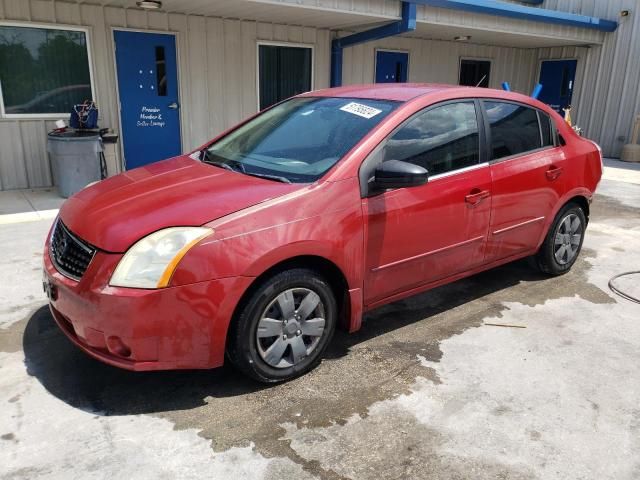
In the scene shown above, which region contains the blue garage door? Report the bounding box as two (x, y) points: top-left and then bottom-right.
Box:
(114, 30), (182, 170)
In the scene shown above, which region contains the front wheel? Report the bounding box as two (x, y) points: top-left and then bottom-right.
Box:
(533, 202), (587, 275)
(226, 268), (337, 383)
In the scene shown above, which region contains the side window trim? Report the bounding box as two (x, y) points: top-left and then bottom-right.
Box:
(359, 98), (483, 197)
(536, 110), (558, 148)
(536, 110), (545, 147)
(480, 98), (555, 164)
(477, 98), (491, 164)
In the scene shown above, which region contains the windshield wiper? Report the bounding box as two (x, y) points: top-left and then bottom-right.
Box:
(201, 150), (249, 174)
(244, 172), (292, 184)
(202, 150), (290, 183)
(202, 150), (238, 172)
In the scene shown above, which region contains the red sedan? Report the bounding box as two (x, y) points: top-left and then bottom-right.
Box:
(43, 84), (602, 382)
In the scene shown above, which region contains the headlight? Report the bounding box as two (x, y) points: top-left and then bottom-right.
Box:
(110, 227), (212, 288)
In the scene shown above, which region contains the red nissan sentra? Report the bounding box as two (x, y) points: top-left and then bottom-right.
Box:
(43, 84), (602, 382)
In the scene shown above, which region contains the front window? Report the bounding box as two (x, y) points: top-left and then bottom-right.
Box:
(204, 97), (398, 183)
(383, 101), (480, 175)
(0, 24), (93, 116)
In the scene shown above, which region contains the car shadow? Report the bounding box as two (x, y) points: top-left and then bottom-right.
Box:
(23, 258), (545, 416)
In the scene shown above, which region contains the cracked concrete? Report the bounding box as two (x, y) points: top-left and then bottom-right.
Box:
(1, 169), (639, 479)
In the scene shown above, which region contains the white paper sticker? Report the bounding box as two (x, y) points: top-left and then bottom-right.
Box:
(339, 102), (383, 119)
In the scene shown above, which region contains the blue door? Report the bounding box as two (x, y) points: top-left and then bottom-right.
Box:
(114, 31), (181, 170)
(375, 51), (408, 83)
(538, 60), (577, 115)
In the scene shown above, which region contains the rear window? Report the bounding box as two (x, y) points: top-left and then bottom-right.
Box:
(485, 101), (542, 160)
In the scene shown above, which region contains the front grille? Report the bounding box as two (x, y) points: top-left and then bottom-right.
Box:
(49, 221), (96, 280)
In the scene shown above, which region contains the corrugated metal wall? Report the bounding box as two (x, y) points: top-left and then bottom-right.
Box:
(535, 0), (640, 157)
(0, 0), (637, 190)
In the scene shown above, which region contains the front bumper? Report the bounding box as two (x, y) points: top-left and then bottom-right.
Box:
(43, 243), (252, 371)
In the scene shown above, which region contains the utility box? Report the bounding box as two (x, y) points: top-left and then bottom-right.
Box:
(47, 131), (103, 198)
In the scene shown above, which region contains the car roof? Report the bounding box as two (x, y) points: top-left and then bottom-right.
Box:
(301, 83), (545, 109)
(302, 83), (468, 102)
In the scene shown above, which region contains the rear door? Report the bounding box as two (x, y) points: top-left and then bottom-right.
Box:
(483, 100), (565, 262)
(375, 50), (409, 83)
(362, 100), (491, 304)
(538, 60), (577, 115)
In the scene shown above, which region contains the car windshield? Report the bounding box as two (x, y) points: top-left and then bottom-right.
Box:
(204, 96), (398, 183)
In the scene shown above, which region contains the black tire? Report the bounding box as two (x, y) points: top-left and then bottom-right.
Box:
(533, 202), (587, 275)
(226, 268), (337, 383)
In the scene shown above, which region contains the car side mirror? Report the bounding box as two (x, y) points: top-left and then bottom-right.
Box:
(371, 160), (428, 191)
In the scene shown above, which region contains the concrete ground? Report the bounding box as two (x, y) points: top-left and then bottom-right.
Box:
(1, 160), (639, 480)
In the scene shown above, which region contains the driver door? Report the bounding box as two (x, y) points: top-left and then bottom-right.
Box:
(362, 100), (492, 305)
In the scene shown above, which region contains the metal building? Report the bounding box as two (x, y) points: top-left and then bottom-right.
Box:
(0, 0), (638, 191)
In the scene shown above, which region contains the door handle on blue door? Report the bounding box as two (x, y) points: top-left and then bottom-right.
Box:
(168, 102), (179, 110)
(465, 189), (490, 206)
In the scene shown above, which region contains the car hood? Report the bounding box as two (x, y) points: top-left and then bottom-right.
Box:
(59, 155), (302, 252)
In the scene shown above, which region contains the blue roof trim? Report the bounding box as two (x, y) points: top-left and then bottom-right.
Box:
(333, 2), (417, 50)
(331, 1), (416, 87)
(413, 0), (618, 32)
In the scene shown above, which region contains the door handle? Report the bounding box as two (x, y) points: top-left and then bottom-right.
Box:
(168, 102), (180, 110)
(545, 165), (563, 181)
(465, 189), (490, 206)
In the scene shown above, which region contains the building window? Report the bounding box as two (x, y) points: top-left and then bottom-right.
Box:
(383, 101), (480, 175)
(484, 101), (542, 160)
(0, 24), (93, 116)
(258, 43), (312, 110)
(459, 59), (490, 88)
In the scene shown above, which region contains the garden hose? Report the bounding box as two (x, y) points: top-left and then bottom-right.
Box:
(608, 271), (640, 304)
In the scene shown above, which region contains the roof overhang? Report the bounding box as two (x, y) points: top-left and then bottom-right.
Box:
(75, 0), (398, 30)
(412, 0), (617, 32)
(407, 19), (602, 48)
(73, 0), (616, 48)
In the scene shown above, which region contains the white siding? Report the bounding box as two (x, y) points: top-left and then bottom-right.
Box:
(343, 34), (537, 94)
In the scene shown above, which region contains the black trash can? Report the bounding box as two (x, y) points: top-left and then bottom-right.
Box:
(47, 131), (103, 198)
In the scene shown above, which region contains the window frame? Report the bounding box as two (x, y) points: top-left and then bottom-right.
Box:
(0, 21), (97, 119)
(359, 98), (488, 197)
(479, 99), (558, 164)
(255, 40), (314, 112)
(459, 57), (492, 88)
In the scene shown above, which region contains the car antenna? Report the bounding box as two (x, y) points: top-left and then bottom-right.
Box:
(475, 75), (487, 87)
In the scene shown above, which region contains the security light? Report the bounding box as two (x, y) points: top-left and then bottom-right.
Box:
(136, 0), (162, 9)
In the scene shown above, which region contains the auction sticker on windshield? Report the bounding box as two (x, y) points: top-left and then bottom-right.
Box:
(340, 102), (383, 119)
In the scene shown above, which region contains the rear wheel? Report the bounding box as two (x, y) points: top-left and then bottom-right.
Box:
(227, 268), (337, 383)
(533, 202), (586, 275)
